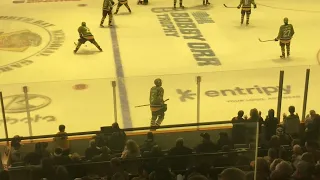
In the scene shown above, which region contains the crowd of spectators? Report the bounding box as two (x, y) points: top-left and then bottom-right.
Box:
(0, 106), (320, 180)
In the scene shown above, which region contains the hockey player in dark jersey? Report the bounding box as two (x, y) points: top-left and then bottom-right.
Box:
(237, 0), (257, 25)
(173, 0), (184, 9)
(150, 78), (167, 129)
(114, 0), (131, 14)
(100, 0), (115, 27)
(74, 22), (102, 53)
(275, 17), (295, 59)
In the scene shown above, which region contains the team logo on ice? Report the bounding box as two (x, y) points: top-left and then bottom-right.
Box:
(3, 94), (52, 113)
(0, 16), (65, 73)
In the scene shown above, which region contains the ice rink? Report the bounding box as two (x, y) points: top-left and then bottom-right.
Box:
(0, 0), (319, 137)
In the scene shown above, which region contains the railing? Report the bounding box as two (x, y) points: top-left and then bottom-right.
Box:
(0, 65), (318, 139)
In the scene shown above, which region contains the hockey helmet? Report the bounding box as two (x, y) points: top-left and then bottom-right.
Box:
(154, 78), (162, 86)
(81, 22), (86, 26)
(283, 17), (289, 24)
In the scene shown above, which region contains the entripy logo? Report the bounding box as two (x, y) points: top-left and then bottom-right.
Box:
(177, 85), (295, 102)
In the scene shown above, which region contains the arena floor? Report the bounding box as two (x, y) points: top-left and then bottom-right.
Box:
(0, 0), (319, 138)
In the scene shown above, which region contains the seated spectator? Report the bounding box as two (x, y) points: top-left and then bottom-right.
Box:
(269, 135), (286, 159)
(300, 152), (315, 165)
(168, 138), (193, 171)
(292, 145), (303, 165)
(266, 148), (278, 164)
(255, 157), (270, 180)
(314, 163), (320, 180)
(40, 157), (57, 180)
(276, 127), (291, 146)
(195, 133), (217, 153)
(219, 168), (246, 180)
(109, 123), (127, 153)
(305, 110), (320, 140)
(305, 140), (320, 162)
(92, 146), (112, 161)
(264, 109), (279, 141)
(231, 110), (246, 144)
(292, 160), (313, 180)
(149, 158), (175, 180)
(121, 139), (141, 159)
(275, 161), (293, 179)
(24, 142), (50, 165)
(188, 175), (208, 180)
(140, 132), (157, 153)
(148, 145), (163, 157)
(283, 106), (300, 138)
(56, 165), (69, 180)
(10, 135), (25, 165)
(0, 170), (9, 180)
(132, 164), (151, 180)
(53, 125), (70, 155)
(85, 140), (101, 160)
(270, 158), (283, 172)
(110, 157), (129, 180)
(52, 148), (71, 165)
(217, 132), (233, 150)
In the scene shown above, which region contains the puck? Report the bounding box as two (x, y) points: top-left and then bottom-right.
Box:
(73, 84), (88, 90)
(78, 4), (88, 7)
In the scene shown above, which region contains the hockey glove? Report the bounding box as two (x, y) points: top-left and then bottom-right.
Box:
(274, 38), (279, 41)
(237, 5), (241, 9)
(254, 4), (257, 8)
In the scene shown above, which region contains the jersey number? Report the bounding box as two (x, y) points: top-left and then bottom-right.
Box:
(283, 30), (291, 37)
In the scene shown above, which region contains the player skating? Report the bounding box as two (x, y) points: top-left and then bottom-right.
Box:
(203, 0), (210, 6)
(150, 78), (167, 129)
(74, 22), (102, 53)
(173, 0), (184, 9)
(237, 0), (257, 25)
(114, 0), (131, 14)
(275, 17), (295, 59)
(100, 0), (115, 27)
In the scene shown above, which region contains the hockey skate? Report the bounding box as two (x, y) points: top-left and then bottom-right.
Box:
(100, 24), (104, 28)
(280, 55), (285, 59)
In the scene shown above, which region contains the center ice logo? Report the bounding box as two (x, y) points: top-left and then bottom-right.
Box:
(0, 16), (65, 73)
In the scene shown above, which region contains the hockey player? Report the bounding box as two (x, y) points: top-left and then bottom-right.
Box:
(114, 0), (131, 14)
(203, 0), (210, 6)
(275, 17), (295, 59)
(237, 0), (257, 25)
(74, 22), (102, 53)
(150, 78), (167, 129)
(100, 0), (115, 27)
(173, 0), (184, 9)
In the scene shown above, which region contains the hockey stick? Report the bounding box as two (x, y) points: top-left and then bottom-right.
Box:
(135, 99), (169, 108)
(258, 38), (275, 42)
(74, 42), (87, 47)
(223, 4), (237, 8)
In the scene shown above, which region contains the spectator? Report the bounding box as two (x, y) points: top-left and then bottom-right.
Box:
(188, 175), (208, 180)
(10, 135), (25, 165)
(269, 135), (286, 159)
(292, 145), (303, 165)
(56, 165), (69, 180)
(92, 146), (112, 162)
(219, 168), (246, 180)
(246, 108), (261, 143)
(168, 138), (193, 171)
(270, 158), (283, 172)
(140, 132), (157, 153)
(121, 139), (141, 159)
(305, 140), (320, 162)
(217, 132), (233, 150)
(132, 164), (151, 180)
(264, 109), (279, 141)
(275, 161), (293, 178)
(231, 110), (246, 144)
(267, 148), (278, 164)
(0, 170), (9, 180)
(110, 157), (129, 180)
(40, 157), (57, 180)
(292, 160), (313, 180)
(255, 157), (270, 180)
(85, 139), (101, 160)
(276, 127), (291, 146)
(109, 122), (127, 153)
(53, 125), (70, 155)
(24, 142), (50, 165)
(283, 106), (300, 138)
(305, 110), (320, 141)
(149, 158), (175, 180)
(195, 133), (217, 153)
(314, 163), (320, 180)
(300, 152), (315, 165)
(52, 148), (71, 165)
